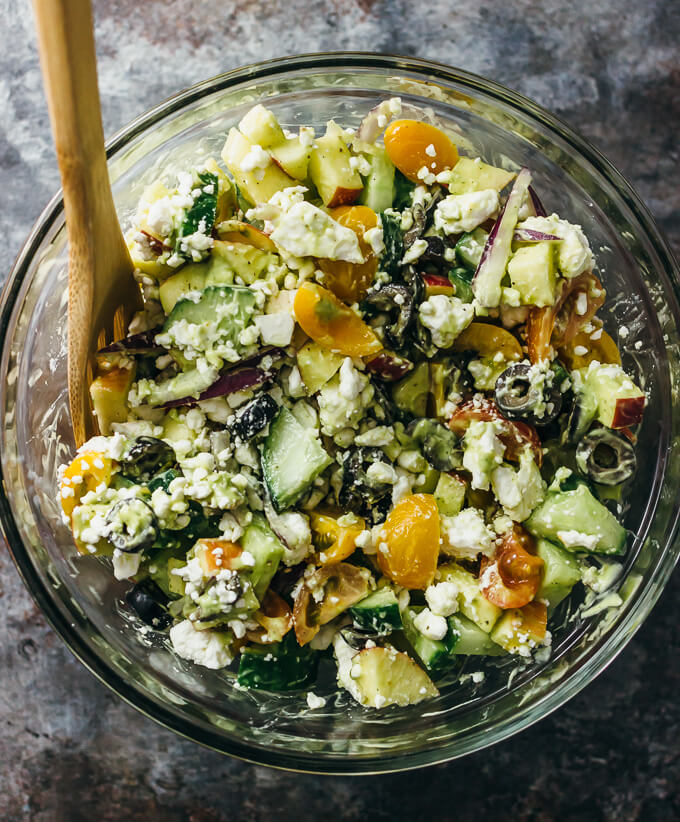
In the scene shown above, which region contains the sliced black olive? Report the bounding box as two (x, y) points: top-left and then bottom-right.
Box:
(402, 186), (445, 250)
(403, 202), (426, 249)
(495, 363), (562, 427)
(361, 283), (416, 350)
(408, 418), (462, 472)
(576, 428), (636, 486)
(418, 236), (447, 265)
(125, 579), (172, 629)
(105, 497), (159, 553)
(338, 447), (393, 525)
(121, 436), (176, 482)
(228, 393), (278, 441)
(370, 380), (404, 425)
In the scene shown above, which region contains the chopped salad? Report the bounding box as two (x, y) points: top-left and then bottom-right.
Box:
(58, 98), (646, 709)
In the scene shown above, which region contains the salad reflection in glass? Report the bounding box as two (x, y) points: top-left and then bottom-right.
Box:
(58, 98), (646, 709)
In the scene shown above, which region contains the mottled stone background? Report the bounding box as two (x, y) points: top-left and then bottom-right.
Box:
(1, 1), (678, 820)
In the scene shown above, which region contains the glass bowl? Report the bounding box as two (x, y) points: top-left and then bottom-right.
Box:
(2, 53), (679, 774)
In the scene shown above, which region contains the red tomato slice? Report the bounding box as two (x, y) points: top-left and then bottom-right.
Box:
(448, 398), (542, 465)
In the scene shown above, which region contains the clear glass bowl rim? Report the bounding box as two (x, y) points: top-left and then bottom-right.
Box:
(2, 52), (680, 774)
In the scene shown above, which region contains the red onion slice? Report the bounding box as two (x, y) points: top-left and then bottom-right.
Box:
(472, 168), (532, 308)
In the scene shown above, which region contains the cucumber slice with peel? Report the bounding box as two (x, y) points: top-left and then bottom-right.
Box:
(237, 633), (318, 691)
(447, 613), (505, 656)
(261, 407), (332, 511)
(349, 587), (402, 635)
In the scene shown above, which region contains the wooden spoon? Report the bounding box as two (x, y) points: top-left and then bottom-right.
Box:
(33, 0), (142, 446)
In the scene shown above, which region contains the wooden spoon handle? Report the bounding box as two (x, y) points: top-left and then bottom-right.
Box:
(32, 0), (127, 445)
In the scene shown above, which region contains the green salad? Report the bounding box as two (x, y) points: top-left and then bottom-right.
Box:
(58, 98), (646, 709)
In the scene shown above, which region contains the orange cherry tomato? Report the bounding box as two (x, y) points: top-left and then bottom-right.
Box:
(376, 494), (440, 590)
(246, 590), (293, 645)
(60, 451), (114, 521)
(480, 526), (544, 609)
(318, 206), (379, 302)
(293, 282), (383, 357)
(517, 600), (548, 641)
(448, 398), (543, 466)
(558, 328), (621, 370)
(384, 120), (459, 183)
(526, 272), (605, 364)
(194, 539), (243, 576)
(310, 511), (365, 565)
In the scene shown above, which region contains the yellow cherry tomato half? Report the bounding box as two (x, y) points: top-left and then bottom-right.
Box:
(558, 328), (621, 370)
(384, 120), (459, 183)
(376, 493), (440, 590)
(293, 282), (383, 358)
(318, 205), (379, 303)
(59, 451), (114, 521)
(310, 511), (365, 565)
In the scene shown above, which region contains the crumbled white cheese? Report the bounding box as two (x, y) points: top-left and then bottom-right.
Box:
(240, 143), (271, 177)
(491, 449), (545, 522)
(363, 225), (384, 256)
(254, 312), (294, 347)
(434, 190), (500, 234)
(333, 634), (364, 705)
(402, 238), (428, 265)
(169, 620), (233, 669)
(366, 461), (398, 485)
(418, 294), (474, 348)
(338, 357), (365, 401)
(516, 214), (594, 278)
(558, 529), (600, 551)
(413, 608), (448, 641)
(425, 581), (460, 617)
(271, 201), (364, 263)
(462, 420), (505, 490)
(441, 508), (495, 559)
(112, 549), (142, 581)
(265, 505), (313, 566)
(306, 692), (327, 709)
(317, 372), (373, 436)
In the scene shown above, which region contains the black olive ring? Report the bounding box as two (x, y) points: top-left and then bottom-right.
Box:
(575, 428), (637, 486)
(105, 497), (159, 553)
(495, 363), (562, 426)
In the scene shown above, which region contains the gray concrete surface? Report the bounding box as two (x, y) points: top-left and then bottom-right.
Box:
(1, 0), (678, 819)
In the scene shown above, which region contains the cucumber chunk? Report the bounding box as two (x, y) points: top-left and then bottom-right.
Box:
(349, 587), (403, 635)
(402, 607), (456, 672)
(392, 362), (430, 417)
(163, 285), (256, 342)
(447, 613), (505, 656)
(507, 242), (557, 307)
(358, 149), (395, 213)
(455, 227), (489, 271)
(261, 407), (332, 511)
(240, 514), (285, 600)
(438, 564), (502, 632)
(525, 483), (627, 555)
(433, 472), (466, 516)
(345, 646), (439, 707)
(159, 263), (209, 315)
(535, 538), (582, 608)
(237, 633), (319, 691)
